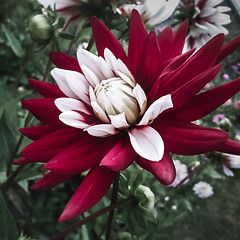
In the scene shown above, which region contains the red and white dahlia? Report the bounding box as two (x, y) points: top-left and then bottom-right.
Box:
(17, 10), (240, 222)
(181, 0), (231, 51)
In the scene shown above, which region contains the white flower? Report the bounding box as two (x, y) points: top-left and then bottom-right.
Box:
(170, 160), (188, 187)
(222, 153), (240, 177)
(52, 48), (173, 162)
(193, 181), (214, 199)
(118, 0), (180, 27)
(183, 0), (231, 51)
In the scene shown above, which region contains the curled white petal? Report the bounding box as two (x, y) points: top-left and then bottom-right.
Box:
(109, 113), (130, 129)
(132, 84), (147, 116)
(59, 111), (90, 129)
(139, 94), (173, 126)
(81, 65), (100, 87)
(51, 68), (78, 99)
(55, 98), (90, 114)
(84, 124), (118, 137)
(91, 101), (110, 123)
(223, 165), (234, 177)
(128, 126), (164, 162)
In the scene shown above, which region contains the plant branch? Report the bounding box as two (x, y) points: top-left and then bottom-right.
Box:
(105, 172), (120, 240)
(50, 198), (131, 240)
(86, 34), (95, 51)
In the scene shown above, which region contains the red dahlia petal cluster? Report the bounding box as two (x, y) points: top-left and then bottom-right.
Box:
(16, 10), (240, 222)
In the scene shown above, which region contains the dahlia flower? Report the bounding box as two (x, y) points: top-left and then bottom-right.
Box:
(16, 10), (240, 222)
(181, 0), (231, 51)
(170, 160), (188, 187)
(118, 0), (180, 27)
(38, 0), (109, 28)
(193, 181), (213, 198)
(222, 153), (240, 177)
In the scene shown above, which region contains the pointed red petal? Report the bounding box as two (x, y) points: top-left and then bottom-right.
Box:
(158, 34), (224, 95)
(171, 77), (240, 121)
(136, 151), (176, 185)
(20, 125), (57, 140)
(154, 118), (229, 155)
(14, 157), (33, 165)
(30, 172), (74, 190)
(45, 136), (101, 174)
(170, 20), (189, 58)
(50, 52), (81, 72)
(59, 166), (116, 222)
(216, 139), (240, 155)
(21, 128), (81, 162)
(127, 9), (148, 77)
(215, 36), (240, 65)
(157, 26), (174, 62)
(28, 79), (65, 98)
(22, 98), (64, 127)
(137, 31), (161, 93)
(100, 135), (136, 171)
(91, 17), (127, 62)
(172, 64), (221, 108)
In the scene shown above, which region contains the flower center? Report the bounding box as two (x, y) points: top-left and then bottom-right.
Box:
(93, 77), (140, 125)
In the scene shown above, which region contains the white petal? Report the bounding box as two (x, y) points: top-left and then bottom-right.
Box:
(223, 165), (234, 177)
(109, 113), (130, 129)
(133, 84), (147, 116)
(84, 124), (118, 137)
(51, 68), (78, 99)
(104, 48), (117, 71)
(139, 94), (173, 126)
(89, 86), (97, 102)
(64, 70), (90, 105)
(91, 101), (110, 123)
(77, 48), (105, 81)
(117, 71), (135, 87)
(128, 126), (164, 161)
(55, 98), (90, 114)
(81, 65), (100, 87)
(59, 111), (90, 129)
(99, 57), (114, 79)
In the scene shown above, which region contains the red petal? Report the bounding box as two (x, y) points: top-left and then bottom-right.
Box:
(136, 151), (176, 185)
(157, 26), (174, 62)
(14, 157), (33, 165)
(171, 64), (221, 108)
(59, 166), (116, 222)
(50, 52), (81, 72)
(21, 128), (81, 162)
(215, 36), (240, 65)
(22, 98), (64, 127)
(216, 139), (240, 155)
(45, 136), (101, 174)
(157, 34), (224, 96)
(137, 31), (161, 93)
(91, 17), (127, 62)
(127, 9), (148, 77)
(171, 77), (240, 121)
(100, 135), (136, 171)
(30, 171), (74, 190)
(154, 117), (229, 155)
(28, 79), (65, 98)
(20, 125), (57, 140)
(170, 20), (189, 58)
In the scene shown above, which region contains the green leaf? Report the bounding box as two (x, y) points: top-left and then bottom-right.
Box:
(0, 191), (19, 240)
(2, 25), (24, 58)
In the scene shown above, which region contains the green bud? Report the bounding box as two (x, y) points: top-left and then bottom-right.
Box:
(29, 14), (53, 44)
(135, 185), (155, 210)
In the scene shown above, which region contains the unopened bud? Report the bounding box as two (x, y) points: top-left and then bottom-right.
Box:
(29, 14), (53, 44)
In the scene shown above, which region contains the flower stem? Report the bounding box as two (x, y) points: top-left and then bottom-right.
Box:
(50, 198), (130, 240)
(105, 172), (120, 240)
(86, 34), (94, 51)
(14, 42), (35, 88)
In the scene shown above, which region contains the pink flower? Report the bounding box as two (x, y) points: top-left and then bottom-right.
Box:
(222, 153), (240, 177)
(222, 73), (229, 80)
(234, 100), (240, 109)
(16, 10), (240, 222)
(170, 160), (188, 187)
(223, 98), (232, 106)
(212, 114), (229, 125)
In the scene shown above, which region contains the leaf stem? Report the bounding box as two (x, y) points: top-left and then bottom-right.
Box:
(50, 198), (131, 240)
(105, 172), (120, 240)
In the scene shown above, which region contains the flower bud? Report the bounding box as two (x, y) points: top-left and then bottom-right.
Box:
(29, 14), (53, 44)
(135, 185), (155, 210)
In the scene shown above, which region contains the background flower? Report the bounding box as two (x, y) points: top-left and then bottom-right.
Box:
(170, 160), (188, 187)
(193, 181), (214, 198)
(222, 153), (240, 177)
